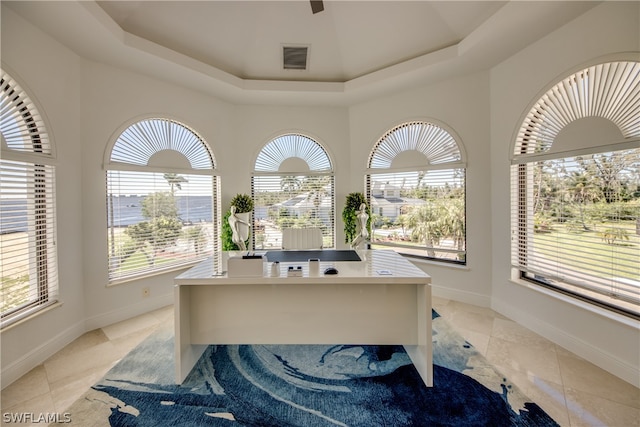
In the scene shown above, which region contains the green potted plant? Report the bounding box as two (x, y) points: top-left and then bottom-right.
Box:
(222, 193), (254, 250)
(342, 192), (371, 245)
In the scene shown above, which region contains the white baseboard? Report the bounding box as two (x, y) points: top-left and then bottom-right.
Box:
(431, 285), (491, 308)
(492, 297), (640, 389)
(1, 293), (174, 390)
(1, 320), (85, 389)
(84, 293), (174, 331)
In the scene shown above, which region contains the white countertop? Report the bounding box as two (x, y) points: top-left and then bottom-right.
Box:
(175, 249), (430, 285)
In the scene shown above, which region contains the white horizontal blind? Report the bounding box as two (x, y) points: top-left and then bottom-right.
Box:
(0, 72), (52, 155)
(252, 134), (334, 250)
(251, 174), (335, 250)
(515, 62), (640, 155)
(511, 60), (640, 316)
(107, 171), (217, 282)
(370, 121), (461, 167)
(366, 169), (465, 262)
(1, 69), (58, 328)
(255, 134), (331, 172)
(510, 149), (640, 313)
(367, 121), (466, 263)
(110, 119), (213, 169)
(106, 118), (218, 281)
(1, 160), (58, 326)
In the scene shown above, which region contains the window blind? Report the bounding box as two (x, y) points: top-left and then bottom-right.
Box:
(514, 62), (640, 156)
(106, 170), (217, 282)
(510, 149), (640, 314)
(251, 173), (335, 250)
(367, 121), (466, 263)
(1, 160), (58, 326)
(252, 134), (334, 250)
(0, 72), (52, 155)
(369, 121), (461, 168)
(366, 168), (466, 262)
(1, 69), (58, 328)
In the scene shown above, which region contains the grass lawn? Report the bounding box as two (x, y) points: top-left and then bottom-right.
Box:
(533, 221), (639, 280)
(0, 274), (30, 313)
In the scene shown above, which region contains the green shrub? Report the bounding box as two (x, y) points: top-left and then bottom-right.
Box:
(230, 193), (253, 213)
(342, 192), (370, 243)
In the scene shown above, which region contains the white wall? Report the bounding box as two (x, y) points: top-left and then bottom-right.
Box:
(490, 1), (640, 387)
(1, 1), (638, 389)
(1, 7), (86, 386)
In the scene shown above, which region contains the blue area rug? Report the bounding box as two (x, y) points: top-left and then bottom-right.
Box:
(54, 312), (559, 426)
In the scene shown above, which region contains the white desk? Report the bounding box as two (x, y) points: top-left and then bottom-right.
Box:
(174, 250), (432, 386)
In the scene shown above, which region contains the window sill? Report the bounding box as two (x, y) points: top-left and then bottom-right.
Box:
(509, 275), (640, 329)
(107, 260), (206, 287)
(1, 301), (64, 332)
(405, 255), (470, 271)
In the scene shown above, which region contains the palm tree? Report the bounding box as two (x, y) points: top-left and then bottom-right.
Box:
(577, 152), (638, 203)
(280, 175), (302, 198)
(184, 225), (207, 255)
(164, 173), (188, 195)
(394, 214), (410, 239)
(408, 204), (445, 257)
(442, 198), (466, 259)
(566, 171), (601, 230)
(302, 175), (330, 221)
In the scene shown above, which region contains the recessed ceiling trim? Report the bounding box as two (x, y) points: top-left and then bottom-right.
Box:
(5, 0), (604, 106)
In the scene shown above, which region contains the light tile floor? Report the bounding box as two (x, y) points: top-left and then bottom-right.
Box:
(1, 299), (638, 426)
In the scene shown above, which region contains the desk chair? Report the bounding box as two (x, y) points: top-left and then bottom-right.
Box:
(281, 227), (323, 250)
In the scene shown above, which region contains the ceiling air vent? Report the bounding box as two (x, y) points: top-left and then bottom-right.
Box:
(283, 46), (308, 70)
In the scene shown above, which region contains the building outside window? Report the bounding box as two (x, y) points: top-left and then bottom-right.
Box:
(511, 60), (640, 318)
(105, 118), (219, 283)
(366, 121), (467, 263)
(0, 70), (58, 328)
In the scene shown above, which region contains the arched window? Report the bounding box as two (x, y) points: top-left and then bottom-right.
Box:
(367, 121), (466, 263)
(0, 69), (58, 327)
(511, 61), (640, 317)
(105, 118), (218, 283)
(252, 133), (334, 249)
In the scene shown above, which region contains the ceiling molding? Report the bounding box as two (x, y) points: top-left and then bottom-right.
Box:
(4, 1), (601, 106)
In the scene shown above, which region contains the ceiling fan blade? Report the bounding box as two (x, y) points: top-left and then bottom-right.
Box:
(310, 0), (324, 14)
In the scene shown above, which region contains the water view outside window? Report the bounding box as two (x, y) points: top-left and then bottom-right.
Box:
(105, 118), (218, 283)
(107, 171), (215, 281)
(0, 69), (58, 327)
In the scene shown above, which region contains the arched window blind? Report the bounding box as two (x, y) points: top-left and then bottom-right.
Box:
(252, 134), (334, 249)
(515, 61), (640, 155)
(511, 61), (640, 317)
(0, 70), (58, 328)
(367, 121), (466, 263)
(106, 118), (219, 283)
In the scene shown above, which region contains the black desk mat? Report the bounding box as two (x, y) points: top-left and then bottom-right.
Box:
(264, 250), (361, 263)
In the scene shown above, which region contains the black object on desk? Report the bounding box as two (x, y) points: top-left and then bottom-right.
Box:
(324, 267), (338, 275)
(265, 250), (361, 263)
